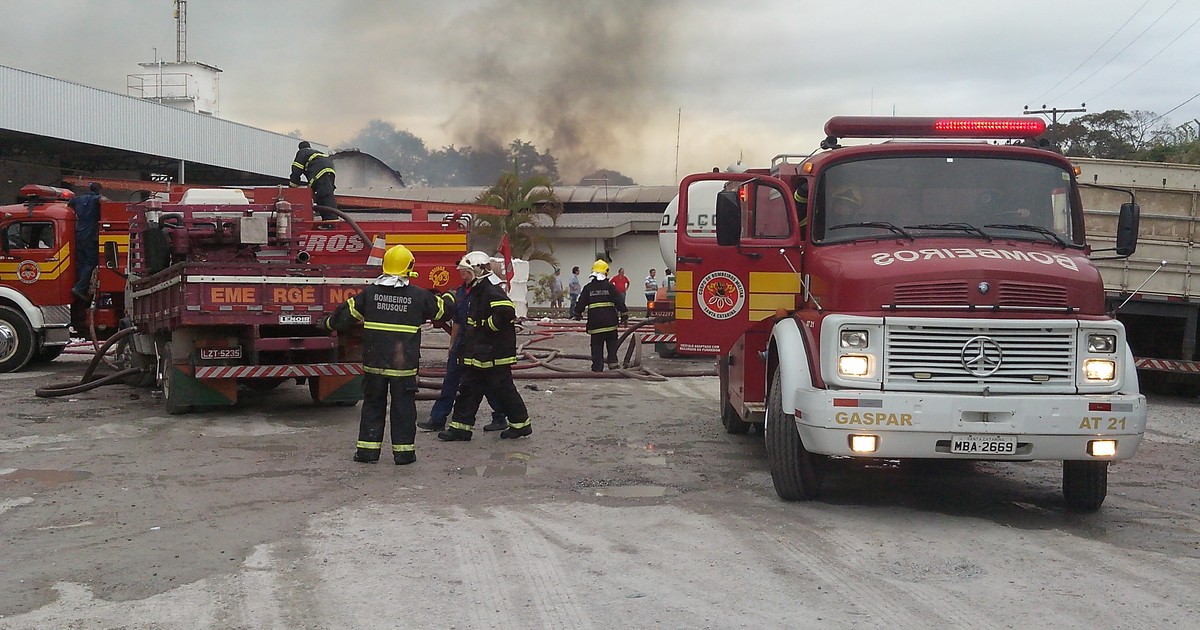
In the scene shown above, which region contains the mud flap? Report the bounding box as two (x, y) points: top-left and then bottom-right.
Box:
(167, 365), (238, 409)
(309, 374), (363, 404)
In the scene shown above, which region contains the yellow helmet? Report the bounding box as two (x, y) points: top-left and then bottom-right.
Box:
(382, 244), (417, 277)
(591, 259), (609, 275)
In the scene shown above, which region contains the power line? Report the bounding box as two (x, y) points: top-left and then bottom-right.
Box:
(1088, 14), (1200, 102)
(1148, 89), (1200, 126)
(1027, 0), (1149, 105)
(1046, 0), (1181, 104)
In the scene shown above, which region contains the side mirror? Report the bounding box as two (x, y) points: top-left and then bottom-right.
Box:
(715, 190), (741, 246)
(1115, 202), (1139, 257)
(103, 240), (120, 269)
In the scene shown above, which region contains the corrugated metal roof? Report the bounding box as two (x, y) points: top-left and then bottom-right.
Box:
(0, 64), (317, 179)
(341, 185), (678, 205)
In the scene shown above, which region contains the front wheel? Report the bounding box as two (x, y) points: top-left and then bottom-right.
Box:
(764, 370), (823, 500)
(1063, 460), (1108, 512)
(0, 306), (36, 373)
(718, 356), (750, 434)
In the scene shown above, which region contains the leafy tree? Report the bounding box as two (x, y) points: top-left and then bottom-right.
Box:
(1045, 109), (1169, 159)
(472, 164), (563, 269)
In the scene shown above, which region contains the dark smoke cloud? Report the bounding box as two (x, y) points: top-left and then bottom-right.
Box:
(437, 0), (679, 182)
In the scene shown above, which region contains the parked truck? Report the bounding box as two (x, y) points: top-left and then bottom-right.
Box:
(1073, 157), (1200, 395)
(0, 184), (468, 412)
(668, 116), (1146, 511)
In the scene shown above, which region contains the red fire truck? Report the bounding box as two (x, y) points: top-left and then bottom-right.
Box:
(671, 116), (1146, 511)
(0, 184), (467, 412)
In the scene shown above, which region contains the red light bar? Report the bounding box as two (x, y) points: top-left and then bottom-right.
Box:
(18, 184), (74, 201)
(824, 116), (1046, 139)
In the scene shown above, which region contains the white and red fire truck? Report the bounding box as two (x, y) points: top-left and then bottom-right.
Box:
(669, 116), (1146, 511)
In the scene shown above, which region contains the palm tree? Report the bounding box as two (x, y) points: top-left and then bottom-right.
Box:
(472, 163), (563, 268)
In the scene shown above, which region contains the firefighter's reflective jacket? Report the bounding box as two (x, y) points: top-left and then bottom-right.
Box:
(290, 147), (335, 189)
(324, 282), (453, 377)
(460, 277), (518, 369)
(573, 277), (627, 335)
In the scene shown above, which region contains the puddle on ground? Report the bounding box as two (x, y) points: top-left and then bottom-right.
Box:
(592, 485), (677, 498)
(0, 469), (93, 484)
(455, 452), (541, 477)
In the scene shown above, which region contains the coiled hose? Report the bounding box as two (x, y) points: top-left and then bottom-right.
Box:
(35, 327), (147, 398)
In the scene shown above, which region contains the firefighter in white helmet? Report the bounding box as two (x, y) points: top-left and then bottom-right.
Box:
(572, 259), (628, 371)
(323, 244), (454, 464)
(438, 250), (532, 441)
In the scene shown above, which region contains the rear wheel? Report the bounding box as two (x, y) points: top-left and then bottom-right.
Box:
(718, 356), (750, 434)
(765, 369), (823, 500)
(1062, 460), (1108, 512)
(0, 306), (36, 373)
(159, 343), (193, 415)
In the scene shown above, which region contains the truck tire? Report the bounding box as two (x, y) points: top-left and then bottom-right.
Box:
(159, 344), (193, 415)
(0, 306), (37, 373)
(1062, 460), (1107, 512)
(765, 370), (823, 500)
(718, 356), (750, 434)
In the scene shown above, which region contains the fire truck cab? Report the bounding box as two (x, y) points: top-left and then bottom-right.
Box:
(672, 116), (1146, 511)
(0, 185), (79, 372)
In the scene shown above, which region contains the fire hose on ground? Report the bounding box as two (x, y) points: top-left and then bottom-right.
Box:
(34, 327), (148, 398)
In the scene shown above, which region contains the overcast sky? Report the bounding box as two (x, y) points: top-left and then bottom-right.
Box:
(3, 0), (1199, 185)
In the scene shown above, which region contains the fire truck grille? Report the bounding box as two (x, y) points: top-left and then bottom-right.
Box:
(997, 282), (1068, 308)
(892, 281), (968, 304)
(884, 322), (1076, 388)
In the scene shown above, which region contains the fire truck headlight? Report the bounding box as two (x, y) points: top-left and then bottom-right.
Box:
(1087, 333), (1117, 354)
(1083, 359), (1116, 382)
(838, 354), (871, 377)
(1088, 440), (1118, 457)
(840, 330), (869, 349)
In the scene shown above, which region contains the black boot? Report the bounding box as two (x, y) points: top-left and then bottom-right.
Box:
(500, 424), (532, 439)
(417, 419), (444, 432)
(394, 451), (416, 465)
(353, 451), (379, 463)
(437, 427), (472, 442)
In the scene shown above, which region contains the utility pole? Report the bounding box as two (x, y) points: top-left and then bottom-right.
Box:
(174, 0), (187, 62)
(1023, 103), (1086, 125)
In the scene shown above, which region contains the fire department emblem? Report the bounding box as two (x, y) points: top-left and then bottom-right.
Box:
(16, 260), (40, 284)
(429, 265), (451, 288)
(697, 270), (745, 320)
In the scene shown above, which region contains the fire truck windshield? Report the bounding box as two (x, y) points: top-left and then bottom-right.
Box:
(816, 156), (1077, 245)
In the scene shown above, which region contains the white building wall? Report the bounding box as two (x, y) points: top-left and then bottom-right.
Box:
(528, 233), (666, 308)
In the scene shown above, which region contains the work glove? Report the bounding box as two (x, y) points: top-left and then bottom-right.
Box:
(619, 313), (629, 325)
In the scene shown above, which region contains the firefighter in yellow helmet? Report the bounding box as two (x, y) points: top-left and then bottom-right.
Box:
(826, 186), (863, 230)
(572, 259), (628, 371)
(438, 251), (533, 441)
(323, 244), (454, 465)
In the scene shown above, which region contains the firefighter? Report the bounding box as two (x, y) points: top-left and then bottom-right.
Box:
(290, 140), (338, 220)
(322, 244), (453, 465)
(572, 259), (628, 372)
(438, 251), (532, 442)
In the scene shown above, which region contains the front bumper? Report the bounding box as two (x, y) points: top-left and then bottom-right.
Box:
(792, 389), (1146, 461)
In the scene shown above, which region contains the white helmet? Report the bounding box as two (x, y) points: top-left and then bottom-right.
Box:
(458, 250), (494, 283)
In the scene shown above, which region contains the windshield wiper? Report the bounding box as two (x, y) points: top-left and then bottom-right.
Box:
(984, 223), (1067, 247)
(907, 223), (993, 240)
(830, 222), (914, 240)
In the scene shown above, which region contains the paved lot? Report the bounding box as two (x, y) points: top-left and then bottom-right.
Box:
(1, 328), (1198, 629)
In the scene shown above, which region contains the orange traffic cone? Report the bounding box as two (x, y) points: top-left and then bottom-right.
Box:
(365, 235), (386, 265)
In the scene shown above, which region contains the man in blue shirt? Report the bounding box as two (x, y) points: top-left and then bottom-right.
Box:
(67, 182), (102, 301)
